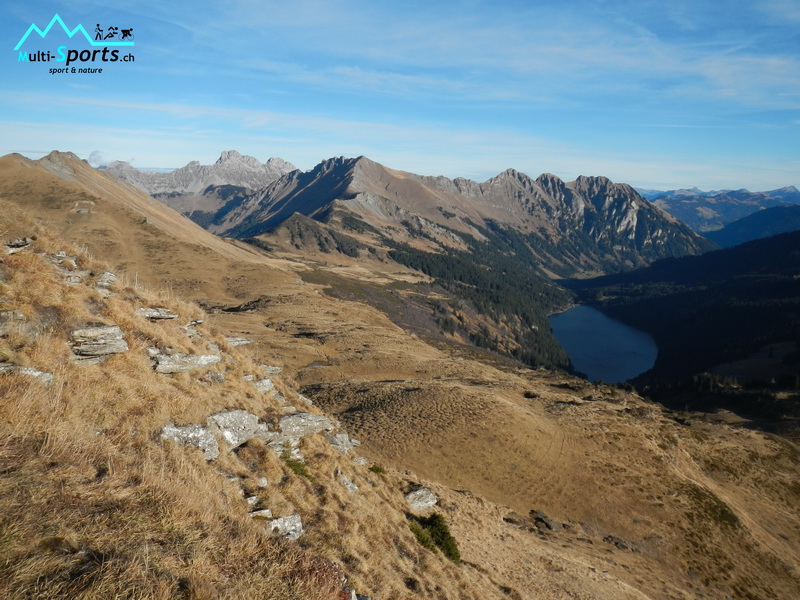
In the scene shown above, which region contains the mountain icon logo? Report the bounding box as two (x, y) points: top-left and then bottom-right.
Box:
(14, 13), (135, 50)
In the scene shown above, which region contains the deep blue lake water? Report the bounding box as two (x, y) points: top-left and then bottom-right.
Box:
(548, 305), (658, 383)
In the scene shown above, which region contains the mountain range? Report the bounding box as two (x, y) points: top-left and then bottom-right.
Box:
(640, 186), (800, 233)
(110, 151), (714, 279)
(104, 150), (296, 195)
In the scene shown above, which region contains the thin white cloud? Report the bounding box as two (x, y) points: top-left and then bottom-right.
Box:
(759, 0), (800, 24)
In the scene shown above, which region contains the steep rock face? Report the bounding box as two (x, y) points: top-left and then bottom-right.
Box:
(203, 156), (712, 274)
(105, 150), (296, 195)
(105, 151), (714, 276)
(212, 157), (359, 237)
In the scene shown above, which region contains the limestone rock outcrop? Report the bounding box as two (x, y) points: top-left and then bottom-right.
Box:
(0, 362), (53, 386)
(69, 325), (129, 362)
(279, 412), (334, 438)
(207, 409), (271, 448)
(161, 424), (220, 461)
(136, 307), (179, 320)
(405, 487), (438, 512)
(268, 514), (304, 540)
(153, 352), (221, 374)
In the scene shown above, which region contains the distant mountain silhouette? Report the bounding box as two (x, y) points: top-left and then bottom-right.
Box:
(705, 205), (800, 247)
(648, 186), (800, 233)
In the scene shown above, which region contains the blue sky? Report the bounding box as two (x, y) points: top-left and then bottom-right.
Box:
(1, 0), (798, 190)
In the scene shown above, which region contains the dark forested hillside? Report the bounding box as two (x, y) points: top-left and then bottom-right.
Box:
(384, 222), (573, 369)
(568, 230), (800, 384)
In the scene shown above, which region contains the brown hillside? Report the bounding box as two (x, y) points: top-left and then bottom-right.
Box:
(0, 152), (798, 599)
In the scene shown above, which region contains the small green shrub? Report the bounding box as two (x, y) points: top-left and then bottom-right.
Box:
(684, 483), (740, 528)
(409, 513), (461, 563)
(409, 521), (436, 552)
(282, 453), (313, 481)
(368, 464), (386, 475)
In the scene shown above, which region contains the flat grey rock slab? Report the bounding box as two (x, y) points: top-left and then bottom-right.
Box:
(69, 325), (129, 357)
(405, 487), (438, 512)
(154, 353), (221, 373)
(0, 362), (53, 386)
(279, 412), (334, 438)
(207, 409), (271, 448)
(94, 271), (117, 289)
(161, 424), (219, 461)
(325, 432), (361, 454)
(137, 307), (179, 320)
(253, 378), (275, 393)
(340, 472), (359, 493)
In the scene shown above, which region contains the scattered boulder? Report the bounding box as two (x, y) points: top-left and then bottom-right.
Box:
(405, 487), (438, 512)
(530, 510), (562, 532)
(339, 471), (359, 493)
(94, 271), (117, 289)
(0, 362), (53, 386)
(153, 352), (221, 374)
(6, 237), (33, 254)
(279, 412), (334, 438)
(260, 365), (283, 376)
(69, 325), (129, 359)
(325, 432), (361, 454)
(161, 424), (219, 461)
(268, 514), (304, 540)
(207, 409), (271, 448)
(253, 378), (275, 394)
(93, 272), (117, 297)
(603, 534), (639, 552)
(137, 307), (178, 320)
(225, 336), (253, 346)
(205, 371), (225, 384)
(0, 310), (26, 335)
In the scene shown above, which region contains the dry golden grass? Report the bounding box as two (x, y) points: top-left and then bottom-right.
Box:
(2, 152), (799, 600)
(0, 199), (517, 600)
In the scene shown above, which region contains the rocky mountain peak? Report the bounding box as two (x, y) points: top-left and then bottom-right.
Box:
(571, 175), (615, 194)
(216, 150), (262, 169)
(106, 151), (297, 195)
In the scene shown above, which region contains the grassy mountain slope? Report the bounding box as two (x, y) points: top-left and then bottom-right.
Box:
(1, 152), (798, 599)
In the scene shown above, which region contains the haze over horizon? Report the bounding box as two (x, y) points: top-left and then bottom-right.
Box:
(2, 0), (798, 191)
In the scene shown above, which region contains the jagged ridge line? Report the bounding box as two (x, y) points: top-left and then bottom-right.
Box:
(14, 13), (135, 50)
